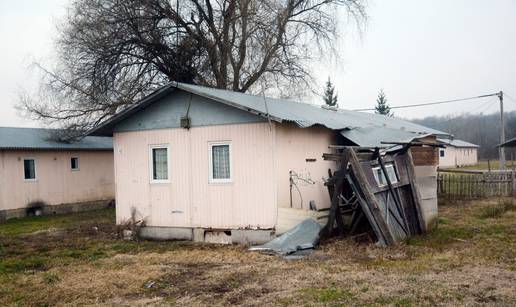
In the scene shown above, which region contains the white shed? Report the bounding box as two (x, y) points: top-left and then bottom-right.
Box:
(437, 138), (479, 168)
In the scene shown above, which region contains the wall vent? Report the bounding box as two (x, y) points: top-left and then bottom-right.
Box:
(180, 116), (191, 129)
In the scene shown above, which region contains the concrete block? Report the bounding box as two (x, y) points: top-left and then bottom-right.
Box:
(139, 227), (193, 240)
(193, 228), (205, 242)
(0, 199), (114, 222)
(231, 229), (274, 245)
(421, 198), (438, 228)
(204, 231), (232, 244)
(414, 165), (437, 178)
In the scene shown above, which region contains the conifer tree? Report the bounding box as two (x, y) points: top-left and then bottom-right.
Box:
(375, 89), (392, 116)
(323, 77), (338, 107)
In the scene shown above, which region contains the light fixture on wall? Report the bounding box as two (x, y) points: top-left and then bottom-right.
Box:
(180, 116), (190, 129)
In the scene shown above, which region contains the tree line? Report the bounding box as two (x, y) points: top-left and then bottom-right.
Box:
(411, 111), (516, 160)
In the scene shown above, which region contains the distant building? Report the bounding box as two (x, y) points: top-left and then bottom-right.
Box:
(437, 138), (478, 168)
(0, 127), (114, 221)
(498, 137), (516, 148)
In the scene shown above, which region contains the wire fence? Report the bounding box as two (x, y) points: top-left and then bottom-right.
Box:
(438, 169), (516, 199)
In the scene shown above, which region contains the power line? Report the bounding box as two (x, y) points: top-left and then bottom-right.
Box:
(353, 92), (499, 111)
(421, 97), (497, 125)
(503, 92), (516, 105)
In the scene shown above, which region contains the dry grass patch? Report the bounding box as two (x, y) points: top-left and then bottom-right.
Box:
(1, 199), (515, 306)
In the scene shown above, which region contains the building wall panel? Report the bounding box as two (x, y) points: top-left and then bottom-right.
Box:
(113, 122), (276, 229)
(439, 147), (478, 168)
(274, 124), (337, 210)
(0, 150), (114, 211)
(114, 89), (265, 133)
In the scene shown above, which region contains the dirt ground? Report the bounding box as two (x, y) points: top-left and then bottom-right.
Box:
(0, 198), (515, 306)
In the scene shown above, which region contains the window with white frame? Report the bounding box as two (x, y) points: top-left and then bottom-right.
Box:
(23, 158), (36, 180)
(149, 145), (169, 183)
(372, 163), (398, 187)
(209, 142), (231, 182)
(71, 157), (79, 171)
(440, 149), (445, 157)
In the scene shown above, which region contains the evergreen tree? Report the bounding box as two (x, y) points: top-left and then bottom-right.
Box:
(323, 77), (338, 107)
(375, 89), (392, 116)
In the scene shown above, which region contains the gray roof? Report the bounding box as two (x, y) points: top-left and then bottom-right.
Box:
(498, 137), (516, 148)
(341, 127), (432, 148)
(88, 82), (449, 147)
(0, 127), (113, 150)
(437, 138), (479, 148)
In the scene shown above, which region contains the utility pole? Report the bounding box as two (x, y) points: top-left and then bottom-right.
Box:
(498, 91), (506, 170)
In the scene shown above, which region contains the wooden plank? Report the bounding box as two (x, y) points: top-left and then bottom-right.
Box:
(410, 146), (439, 166)
(404, 149), (427, 233)
(323, 153), (348, 237)
(345, 147), (395, 246)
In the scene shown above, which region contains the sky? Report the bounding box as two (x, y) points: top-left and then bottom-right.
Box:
(0, 0), (515, 127)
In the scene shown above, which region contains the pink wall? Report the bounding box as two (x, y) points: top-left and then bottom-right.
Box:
(439, 147), (478, 168)
(0, 150), (114, 211)
(113, 122), (277, 229)
(274, 123), (337, 210)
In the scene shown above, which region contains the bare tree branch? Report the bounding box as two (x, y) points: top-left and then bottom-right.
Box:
(20, 0), (366, 133)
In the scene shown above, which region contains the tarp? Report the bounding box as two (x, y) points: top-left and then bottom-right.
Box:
(249, 219), (321, 255)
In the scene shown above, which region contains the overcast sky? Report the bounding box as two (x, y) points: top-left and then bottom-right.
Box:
(1, 0), (515, 127)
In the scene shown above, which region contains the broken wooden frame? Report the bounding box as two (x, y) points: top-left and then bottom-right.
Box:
(322, 144), (431, 246)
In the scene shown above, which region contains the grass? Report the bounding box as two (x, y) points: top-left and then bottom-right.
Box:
(0, 208), (115, 236)
(0, 200), (515, 306)
(454, 159), (516, 170)
(476, 199), (515, 219)
(301, 286), (356, 303)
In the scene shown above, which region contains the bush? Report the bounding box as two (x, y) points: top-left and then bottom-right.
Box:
(477, 199), (514, 219)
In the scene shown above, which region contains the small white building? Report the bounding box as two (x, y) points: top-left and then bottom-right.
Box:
(437, 138), (478, 168)
(0, 127), (115, 221)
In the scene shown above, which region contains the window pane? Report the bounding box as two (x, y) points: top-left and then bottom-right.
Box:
(377, 168), (385, 185)
(24, 159), (35, 179)
(212, 145), (230, 179)
(71, 157), (79, 170)
(152, 148), (168, 180)
(385, 165), (398, 184)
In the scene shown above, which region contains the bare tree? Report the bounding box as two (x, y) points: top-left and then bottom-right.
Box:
(20, 0), (366, 132)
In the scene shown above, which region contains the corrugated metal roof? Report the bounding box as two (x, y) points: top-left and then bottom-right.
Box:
(175, 82), (447, 135)
(437, 138), (478, 148)
(88, 82), (449, 147)
(341, 127), (431, 148)
(0, 127), (113, 150)
(498, 137), (516, 148)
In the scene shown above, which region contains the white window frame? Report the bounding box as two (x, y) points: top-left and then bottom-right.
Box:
(372, 163), (399, 187)
(23, 157), (37, 181)
(208, 141), (232, 184)
(71, 157), (80, 171)
(149, 144), (171, 184)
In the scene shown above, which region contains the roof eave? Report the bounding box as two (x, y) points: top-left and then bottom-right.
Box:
(86, 84), (176, 136)
(174, 83), (284, 124)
